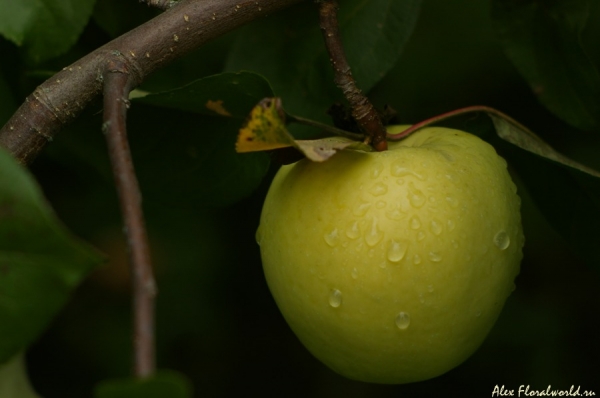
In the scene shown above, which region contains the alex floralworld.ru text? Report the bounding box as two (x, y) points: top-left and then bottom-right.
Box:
(492, 385), (596, 397)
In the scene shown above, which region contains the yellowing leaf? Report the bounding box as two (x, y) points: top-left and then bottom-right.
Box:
(236, 98), (295, 152)
(236, 97), (373, 163)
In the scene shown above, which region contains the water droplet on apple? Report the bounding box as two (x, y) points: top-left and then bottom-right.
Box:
(428, 251), (442, 262)
(410, 216), (421, 229)
(417, 231), (425, 241)
(445, 196), (458, 208)
(370, 162), (384, 179)
(365, 217), (384, 247)
(413, 254), (422, 265)
(493, 230), (510, 250)
(387, 240), (407, 262)
(353, 202), (371, 216)
(376, 200), (386, 209)
(385, 208), (404, 221)
(255, 226), (263, 246)
(369, 182), (388, 196)
(324, 228), (340, 247)
(329, 289), (342, 308)
(447, 219), (456, 231)
(427, 284), (434, 292)
(407, 182), (426, 208)
(351, 268), (358, 279)
(395, 311), (410, 330)
(430, 219), (443, 235)
(345, 221), (361, 239)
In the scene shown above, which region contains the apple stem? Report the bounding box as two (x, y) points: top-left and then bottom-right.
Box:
(102, 58), (157, 379)
(317, 0), (388, 151)
(386, 105), (535, 141)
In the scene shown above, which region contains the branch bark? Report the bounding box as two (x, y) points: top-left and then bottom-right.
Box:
(0, 0), (306, 165)
(102, 58), (156, 379)
(317, 0), (388, 151)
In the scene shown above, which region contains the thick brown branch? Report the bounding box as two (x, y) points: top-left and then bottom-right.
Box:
(317, 0), (388, 151)
(102, 58), (156, 379)
(0, 0), (306, 165)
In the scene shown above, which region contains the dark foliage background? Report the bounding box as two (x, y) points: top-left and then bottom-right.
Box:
(0, 0), (599, 396)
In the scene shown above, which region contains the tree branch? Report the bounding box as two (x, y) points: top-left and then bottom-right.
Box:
(0, 0), (306, 165)
(317, 0), (388, 151)
(102, 57), (156, 378)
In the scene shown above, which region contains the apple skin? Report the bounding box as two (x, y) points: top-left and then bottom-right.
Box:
(256, 126), (524, 384)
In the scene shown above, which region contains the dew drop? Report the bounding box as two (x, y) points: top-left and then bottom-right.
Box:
(417, 231), (426, 241)
(451, 239), (459, 248)
(369, 182), (388, 196)
(430, 219), (443, 236)
(407, 182), (426, 208)
(390, 162), (412, 177)
(428, 251), (443, 262)
(353, 202), (371, 216)
(255, 226), (263, 246)
(396, 178), (405, 185)
(387, 240), (408, 263)
(345, 221), (361, 239)
(447, 219), (456, 231)
(410, 216), (421, 230)
(391, 161), (424, 180)
(446, 196), (459, 208)
(493, 230), (510, 250)
(427, 284), (434, 293)
(324, 228), (340, 247)
(379, 262), (386, 269)
(365, 217), (384, 247)
(376, 200), (387, 209)
(385, 206), (405, 221)
(370, 162), (384, 179)
(329, 289), (342, 308)
(351, 268), (358, 279)
(395, 312), (410, 330)
(413, 254), (422, 265)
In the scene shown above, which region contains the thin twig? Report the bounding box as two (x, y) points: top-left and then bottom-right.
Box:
(102, 58), (156, 379)
(385, 105), (534, 141)
(317, 0), (388, 151)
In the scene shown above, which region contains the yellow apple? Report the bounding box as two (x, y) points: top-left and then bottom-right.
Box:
(256, 125), (524, 384)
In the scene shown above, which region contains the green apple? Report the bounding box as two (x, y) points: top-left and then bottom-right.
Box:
(256, 125), (524, 384)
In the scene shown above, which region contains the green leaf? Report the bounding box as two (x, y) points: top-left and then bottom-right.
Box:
(491, 0), (600, 131)
(0, 353), (39, 398)
(94, 370), (192, 398)
(0, 71), (17, 126)
(93, 0), (157, 38)
(0, 0), (37, 45)
(486, 115), (600, 269)
(225, 0), (422, 132)
(0, 0), (96, 62)
(129, 72), (273, 207)
(134, 72), (274, 119)
(0, 146), (102, 363)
